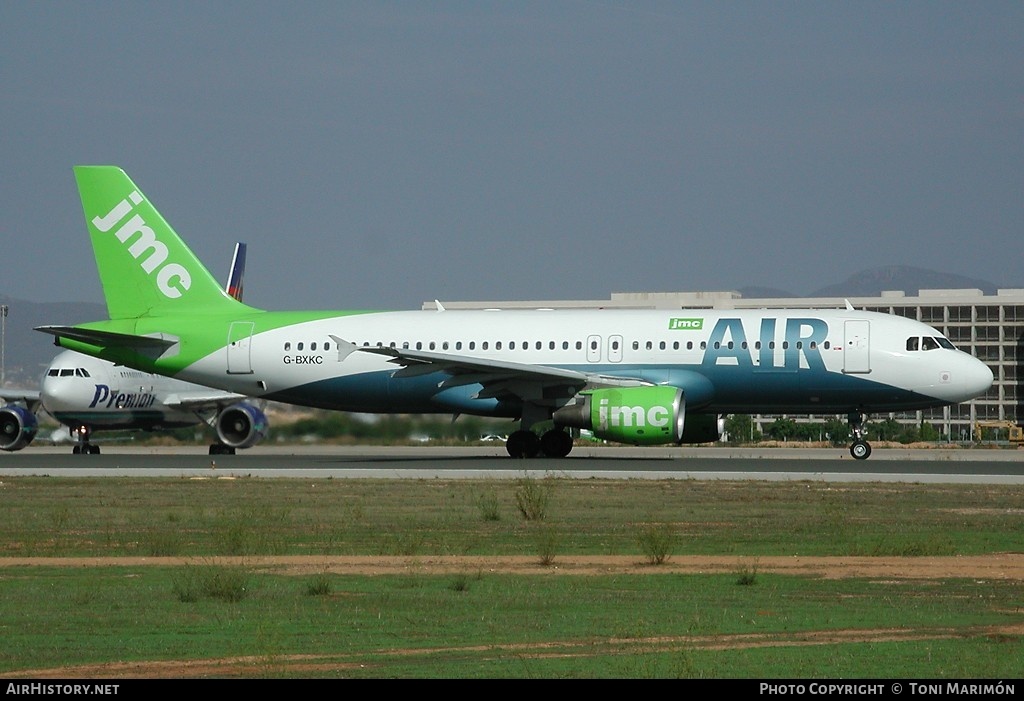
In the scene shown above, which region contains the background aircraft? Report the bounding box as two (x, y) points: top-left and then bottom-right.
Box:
(38, 166), (993, 459)
(1, 243), (268, 455)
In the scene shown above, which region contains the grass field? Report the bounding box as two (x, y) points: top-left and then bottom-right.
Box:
(0, 474), (1021, 678)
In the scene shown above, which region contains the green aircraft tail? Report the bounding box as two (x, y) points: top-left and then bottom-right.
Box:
(73, 166), (254, 320)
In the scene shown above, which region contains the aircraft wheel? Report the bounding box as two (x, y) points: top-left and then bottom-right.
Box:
(540, 429), (573, 458)
(88, 445), (100, 455)
(72, 445), (81, 455)
(506, 430), (541, 458)
(850, 440), (872, 460)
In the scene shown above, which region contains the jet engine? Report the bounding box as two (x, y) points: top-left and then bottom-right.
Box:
(0, 405), (39, 452)
(214, 403), (269, 450)
(552, 386), (722, 446)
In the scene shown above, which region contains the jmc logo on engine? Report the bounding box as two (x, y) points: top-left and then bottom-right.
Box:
(597, 398), (670, 429)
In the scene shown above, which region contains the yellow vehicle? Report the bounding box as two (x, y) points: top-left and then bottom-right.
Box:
(973, 421), (1024, 444)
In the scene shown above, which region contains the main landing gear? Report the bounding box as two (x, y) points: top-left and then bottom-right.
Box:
(208, 443), (236, 455)
(505, 428), (574, 458)
(848, 411), (872, 460)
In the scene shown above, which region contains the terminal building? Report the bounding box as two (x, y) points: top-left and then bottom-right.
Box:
(424, 288), (1024, 440)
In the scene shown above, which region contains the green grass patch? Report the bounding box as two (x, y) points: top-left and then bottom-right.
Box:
(0, 476), (1022, 678)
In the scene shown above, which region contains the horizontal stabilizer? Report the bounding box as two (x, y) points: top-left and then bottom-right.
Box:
(34, 325), (177, 350)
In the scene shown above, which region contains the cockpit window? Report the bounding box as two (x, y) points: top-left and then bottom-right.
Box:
(75, 368), (91, 377)
(908, 336), (954, 352)
(59, 369), (74, 376)
(47, 369), (59, 377)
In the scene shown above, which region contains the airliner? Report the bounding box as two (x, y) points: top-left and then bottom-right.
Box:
(35, 166), (993, 459)
(1, 244), (269, 455)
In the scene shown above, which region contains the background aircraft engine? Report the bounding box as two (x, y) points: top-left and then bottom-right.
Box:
(552, 386), (685, 446)
(0, 405), (39, 452)
(214, 403), (268, 449)
(679, 413), (724, 444)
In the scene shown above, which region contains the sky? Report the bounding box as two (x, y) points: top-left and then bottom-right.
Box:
(2, 1), (1021, 313)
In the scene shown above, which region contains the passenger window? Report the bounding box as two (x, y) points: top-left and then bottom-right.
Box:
(297, 342), (304, 351)
(311, 342), (317, 351)
(284, 342), (291, 351)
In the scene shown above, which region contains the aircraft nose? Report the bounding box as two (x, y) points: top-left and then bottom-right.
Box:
(964, 357), (994, 398)
(41, 374), (83, 411)
(947, 355), (993, 403)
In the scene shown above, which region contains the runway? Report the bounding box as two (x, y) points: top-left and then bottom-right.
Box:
(2, 445), (1023, 483)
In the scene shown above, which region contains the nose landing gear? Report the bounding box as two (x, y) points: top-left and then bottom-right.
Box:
(848, 411), (871, 460)
(71, 425), (100, 455)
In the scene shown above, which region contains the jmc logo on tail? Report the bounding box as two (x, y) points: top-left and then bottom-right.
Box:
(92, 191), (192, 299)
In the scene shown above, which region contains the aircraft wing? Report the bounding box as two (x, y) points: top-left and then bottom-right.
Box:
(161, 390), (253, 411)
(0, 388), (43, 414)
(336, 337), (650, 405)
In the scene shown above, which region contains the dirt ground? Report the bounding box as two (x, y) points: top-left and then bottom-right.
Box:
(4, 552), (1024, 578)
(4, 553), (1023, 679)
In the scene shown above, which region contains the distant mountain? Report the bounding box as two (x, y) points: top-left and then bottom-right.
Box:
(809, 266), (1000, 298)
(0, 295), (106, 387)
